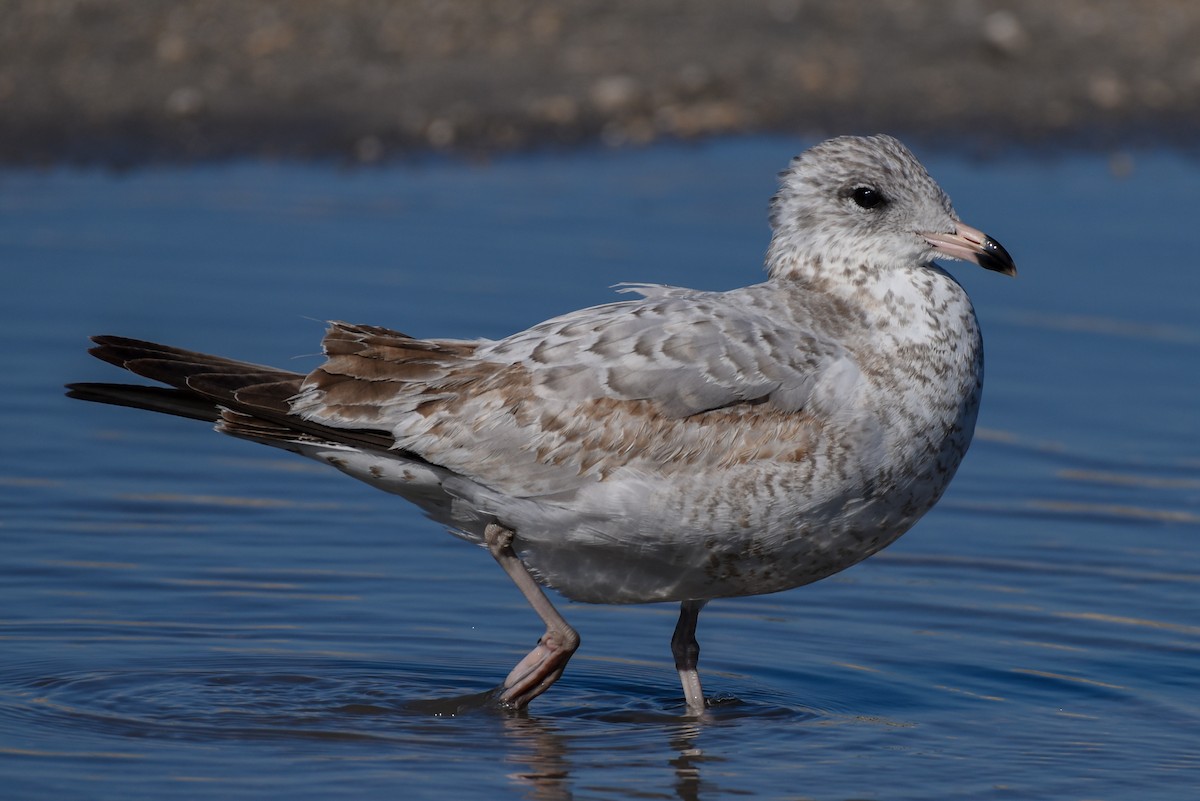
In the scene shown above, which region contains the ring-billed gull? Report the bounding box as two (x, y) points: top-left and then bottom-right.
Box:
(67, 135), (1015, 714)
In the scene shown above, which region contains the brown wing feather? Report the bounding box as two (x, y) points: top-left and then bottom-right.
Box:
(295, 321), (483, 427)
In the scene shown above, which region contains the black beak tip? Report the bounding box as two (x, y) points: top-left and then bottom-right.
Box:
(980, 236), (1017, 277)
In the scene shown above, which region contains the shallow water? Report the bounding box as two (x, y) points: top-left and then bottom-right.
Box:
(2, 140), (1198, 800)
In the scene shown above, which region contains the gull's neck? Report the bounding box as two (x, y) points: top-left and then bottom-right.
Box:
(766, 246), (976, 348)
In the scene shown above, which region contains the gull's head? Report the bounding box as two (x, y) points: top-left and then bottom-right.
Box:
(766, 134), (1015, 280)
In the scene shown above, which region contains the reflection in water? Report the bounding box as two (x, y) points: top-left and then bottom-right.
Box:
(401, 681), (738, 801)
(666, 722), (715, 801)
(501, 716), (572, 801)
(499, 715), (723, 801)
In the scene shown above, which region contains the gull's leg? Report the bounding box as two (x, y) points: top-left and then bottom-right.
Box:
(672, 599), (708, 714)
(484, 522), (580, 709)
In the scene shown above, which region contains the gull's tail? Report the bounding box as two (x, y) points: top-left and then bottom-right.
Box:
(66, 336), (394, 453)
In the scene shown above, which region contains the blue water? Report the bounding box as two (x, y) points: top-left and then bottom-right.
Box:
(2, 139), (1198, 800)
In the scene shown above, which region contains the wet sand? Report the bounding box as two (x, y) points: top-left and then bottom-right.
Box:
(2, 0), (1197, 164)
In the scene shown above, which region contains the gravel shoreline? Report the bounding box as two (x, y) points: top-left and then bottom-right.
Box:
(3, 0), (1198, 165)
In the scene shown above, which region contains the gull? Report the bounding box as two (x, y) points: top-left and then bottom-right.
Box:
(67, 135), (1015, 715)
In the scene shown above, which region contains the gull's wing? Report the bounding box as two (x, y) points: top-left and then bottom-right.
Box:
(294, 285), (848, 499)
(483, 283), (839, 416)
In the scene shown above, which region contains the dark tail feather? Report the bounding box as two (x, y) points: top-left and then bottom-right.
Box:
(87, 335), (298, 397)
(77, 334), (304, 418)
(69, 335), (398, 454)
(65, 382), (221, 423)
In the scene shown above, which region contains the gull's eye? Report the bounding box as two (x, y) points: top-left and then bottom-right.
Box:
(850, 186), (886, 210)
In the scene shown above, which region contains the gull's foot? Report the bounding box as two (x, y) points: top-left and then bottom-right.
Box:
(678, 667), (707, 716)
(497, 626), (580, 709)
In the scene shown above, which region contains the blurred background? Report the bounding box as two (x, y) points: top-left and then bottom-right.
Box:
(3, 3), (1199, 801)
(3, 0), (1199, 164)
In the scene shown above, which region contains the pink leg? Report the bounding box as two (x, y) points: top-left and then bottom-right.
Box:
(672, 599), (708, 714)
(484, 523), (580, 709)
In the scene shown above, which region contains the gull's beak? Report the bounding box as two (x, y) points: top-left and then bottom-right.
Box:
(923, 222), (1016, 277)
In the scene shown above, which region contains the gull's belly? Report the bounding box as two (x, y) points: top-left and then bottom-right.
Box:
(517, 428), (969, 604)
(518, 477), (926, 604)
(517, 366), (980, 605)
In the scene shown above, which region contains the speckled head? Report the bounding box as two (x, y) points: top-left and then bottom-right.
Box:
(766, 134), (1015, 280)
